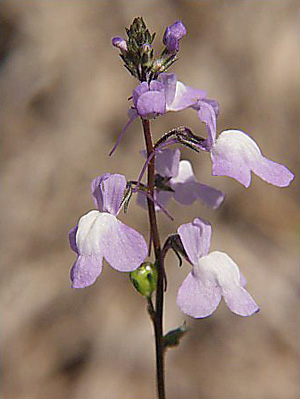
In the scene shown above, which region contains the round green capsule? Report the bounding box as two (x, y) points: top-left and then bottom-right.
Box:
(130, 262), (158, 297)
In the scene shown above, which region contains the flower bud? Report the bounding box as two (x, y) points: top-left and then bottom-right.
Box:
(142, 43), (152, 53)
(151, 58), (164, 74)
(141, 43), (153, 68)
(163, 20), (187, 53)
(112, 36), (127, 52)
(130, 262), (158, 297)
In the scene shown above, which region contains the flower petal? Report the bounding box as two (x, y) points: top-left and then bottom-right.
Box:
(178, 218), (212, 264)
(91, 174), (126, 216)
(91, 173), (111, 210)
(136, 91), (166, 118)
(69, 225), (78, 253)
(157, 73), (177, 107)
(199, 251), (260, 316)
(165, 21), (187, 41)
(112, 37), (127, 52)
(75, 210), (147, 274)
(149, 80), (164, 92)
(239, 272), (247, 287)
(71, 210), (105, 288)
(132, 82), (149, 108)
(171, 160), (225, 208)
(211, 130), (294, 187)
(173, 181), (225, 209)
(100, 174), (127, 216)
(163, 21), (187, 53)
(76, 210), (105, 255)
(168, 81), (207, 112)
(101, 216), (148, 272)
(195, 99), (217, 148)
(251, 155), (295, 187)
(70, 254), (103, 289)
(202, 98), (219, 116)
(177, 268), (222, 318)
(156, 148), (181, 178)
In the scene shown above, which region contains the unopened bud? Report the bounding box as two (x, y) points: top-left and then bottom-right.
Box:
(163, 20), (187, 54)
(142, 43), (152, 53)
(141, 43), (153, 68)
(112, 36), (127, 52)
(151, 58), (164, 74)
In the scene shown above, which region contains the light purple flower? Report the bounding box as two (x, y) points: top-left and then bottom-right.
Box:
(110, 73), (213, 154)
(134, 73), (208, 118)
(192, 97), (294, 187)
(191, 94), (294, 187)
(69, 173), (148, 289)
(163, 21), (187, 53)
(210, 130), (294, 187)
(112, 36), (127, 52)
(177, 218), (260, 318)
(137, 148), (225, 210)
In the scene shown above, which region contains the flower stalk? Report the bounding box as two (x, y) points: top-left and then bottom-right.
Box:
(142, 118), (166, 399)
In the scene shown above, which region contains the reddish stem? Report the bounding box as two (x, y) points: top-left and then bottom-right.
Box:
(142, 118), (166, 399)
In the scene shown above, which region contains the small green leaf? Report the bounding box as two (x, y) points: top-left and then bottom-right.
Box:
(163, 322), (189, 349)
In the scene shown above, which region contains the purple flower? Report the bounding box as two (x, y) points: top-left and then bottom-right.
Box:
(69, 173), (148, 289)
(112, 36), (127, 52)
(197, 104), (295, 187)
(189, 95), (295, 187)
(210, 130), (294, 187)
(133, 73), (208, 118)
(177, 218), (260, 318)
(163, 21), (187, 53)
(137, 148), (225, 210)
(110, 73), (213, 155)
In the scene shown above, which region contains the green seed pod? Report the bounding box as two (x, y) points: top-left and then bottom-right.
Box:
(130, 262), (158, 297)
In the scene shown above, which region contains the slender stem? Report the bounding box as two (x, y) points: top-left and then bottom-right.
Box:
(142, 118), (166, 399)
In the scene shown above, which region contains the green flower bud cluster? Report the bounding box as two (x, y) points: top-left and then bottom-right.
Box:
(118, 17), (178, 82)
(121, 17), (155, 80)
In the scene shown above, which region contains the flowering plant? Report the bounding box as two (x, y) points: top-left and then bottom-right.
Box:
(69, 18), (294, 398)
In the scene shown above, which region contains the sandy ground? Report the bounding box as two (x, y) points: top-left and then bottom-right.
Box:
(1, 1), (299, 398)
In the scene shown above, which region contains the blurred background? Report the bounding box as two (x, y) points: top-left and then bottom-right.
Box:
(1, 1), (298, 398)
